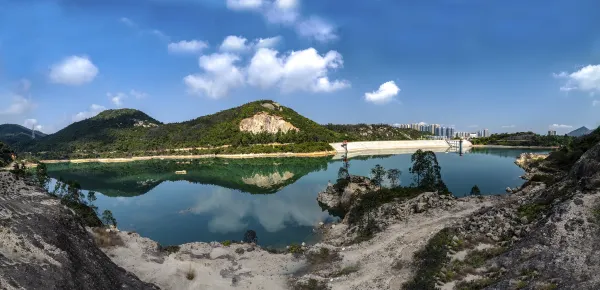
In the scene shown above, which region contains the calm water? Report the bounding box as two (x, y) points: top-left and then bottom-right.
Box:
(46, 148), (548, 247)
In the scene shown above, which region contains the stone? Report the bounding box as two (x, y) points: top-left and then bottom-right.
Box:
(414, 202), (427, 213)
(235, 248), (245, 255)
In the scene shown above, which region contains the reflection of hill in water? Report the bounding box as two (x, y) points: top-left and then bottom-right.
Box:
(47, 158), (330, 197)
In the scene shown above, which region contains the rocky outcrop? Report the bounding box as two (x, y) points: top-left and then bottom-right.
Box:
(239, 112), (299, 134)
(317, 176), (376, 212)
(0, 172), (158, 290)
(515, 152), (548, 170)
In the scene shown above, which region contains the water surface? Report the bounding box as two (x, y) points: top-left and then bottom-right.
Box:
(47, 148), (548, 247)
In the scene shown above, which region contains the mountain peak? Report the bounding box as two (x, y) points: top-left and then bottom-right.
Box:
(567, 126), (592, 137)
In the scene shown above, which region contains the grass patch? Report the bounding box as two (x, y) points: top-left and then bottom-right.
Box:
(515, 280), (527, 289)
(289, 278), (330, 290)
(159, 245), (181, 255)
(331, 264), (360, 277)
(306, 248), (341, 266)
(455, 278), (495, 290)
(517, 203), (549, 222)
(288, 243), (304, 254)
(402, 228), (456, 289)
(529, 174), (556, 185)
(185, 265), (195, 280)
(221, 240), (232, 247)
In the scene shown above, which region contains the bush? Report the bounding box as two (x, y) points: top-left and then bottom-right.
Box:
(288, 243), (304, 254)
(222, 240), (232, 247)
(402, 228), (456, 289)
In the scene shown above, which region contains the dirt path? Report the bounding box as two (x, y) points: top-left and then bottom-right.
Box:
(320, 198), (494, 290)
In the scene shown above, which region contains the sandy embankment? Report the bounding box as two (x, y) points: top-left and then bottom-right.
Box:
(40, 151), (337, 164)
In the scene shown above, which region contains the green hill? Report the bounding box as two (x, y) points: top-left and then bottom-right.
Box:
(0, 124), (46, 147)
(13, 100), (424, 159)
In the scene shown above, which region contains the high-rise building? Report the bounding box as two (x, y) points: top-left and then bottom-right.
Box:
(483, 129), (489, 137)
(548, 130), (557, 136)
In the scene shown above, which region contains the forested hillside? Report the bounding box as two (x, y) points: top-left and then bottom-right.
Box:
(0, 124), (46, 146)
(471, 132), (572, 147)
(324, 124), (428, 141)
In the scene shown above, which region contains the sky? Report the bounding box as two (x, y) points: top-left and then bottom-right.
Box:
(0, 0), (599, 135)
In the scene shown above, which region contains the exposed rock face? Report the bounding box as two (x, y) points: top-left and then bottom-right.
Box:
(239, 112), (299, 134)
(317, 176), (376, 212)
(242, 171), (294, 188)
(515, 152), (548, 170)
(0, 172), (158, 290)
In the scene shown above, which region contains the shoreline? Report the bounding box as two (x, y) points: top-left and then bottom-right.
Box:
(472, 144), (558, 149)
(40, 150), (337, 164)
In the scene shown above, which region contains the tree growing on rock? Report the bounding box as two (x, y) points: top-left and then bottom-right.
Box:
(386, 168), (401, 188)
(101, 210), (117, 227)
(409, 149), (449, 194)
(370, 164), (386, 189)
(243, 230), (258, 244)
(470, 185), (481, 196)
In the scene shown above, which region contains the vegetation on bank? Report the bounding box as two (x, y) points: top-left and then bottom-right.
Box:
(470, 132), (572, 147)
(1, 141), (14, 167)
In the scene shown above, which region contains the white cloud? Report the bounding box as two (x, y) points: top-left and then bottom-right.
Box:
(49, 56), (98, 85)
(168, 40), (208, 54)
(254, 36), (281, 49)
(550, 124), (573, 129)
(364, 81), (400, 104)
(227, 0), (336, 43)
(24, 119), (43, 131)
(220, 36), (250, 52)
(108, 92), (127, 107)
(120, 17), (136, 27)
(129, 89), (148, 99)
(184, 53), (245, 98)
(593, 100), (600, 106)
(501, 125), (516, 128)
(226, 0), (265, 10)
(2, 95), (35, 115)
(247, 47), (349, 93)
(554, 65), (600, 93)
(72, 104), (106, 122)
(295, 17), (338, 43)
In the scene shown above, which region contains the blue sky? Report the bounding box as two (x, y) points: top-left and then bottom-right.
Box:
(0, 0), (599, 134)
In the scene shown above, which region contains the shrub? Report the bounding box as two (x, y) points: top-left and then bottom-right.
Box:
(185, 265), (196, 280)
(288, 243), (304, 254)
(222, 240), (232, 247)
(402, 228), (456, 289)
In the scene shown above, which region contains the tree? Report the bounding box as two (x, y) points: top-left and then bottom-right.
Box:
(470, 185), (481, 196)
(386, 168), (401, 188)
(101, 210), (117, 227)
(243, 230), (258, 244)
(370, 164), (386, 189)
(409, 149), (449, 194)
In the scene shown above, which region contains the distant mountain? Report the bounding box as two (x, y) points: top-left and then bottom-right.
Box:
(567, 126), (592, 137)
(0, 124), (47, 146)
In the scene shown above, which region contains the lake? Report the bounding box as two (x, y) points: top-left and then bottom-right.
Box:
(46, 148), (548, 248)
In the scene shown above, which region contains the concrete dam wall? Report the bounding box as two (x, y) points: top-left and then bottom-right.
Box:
(329, 140), (473, 154)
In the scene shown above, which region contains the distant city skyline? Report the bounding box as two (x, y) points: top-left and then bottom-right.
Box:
(0, 0), (598, 134)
